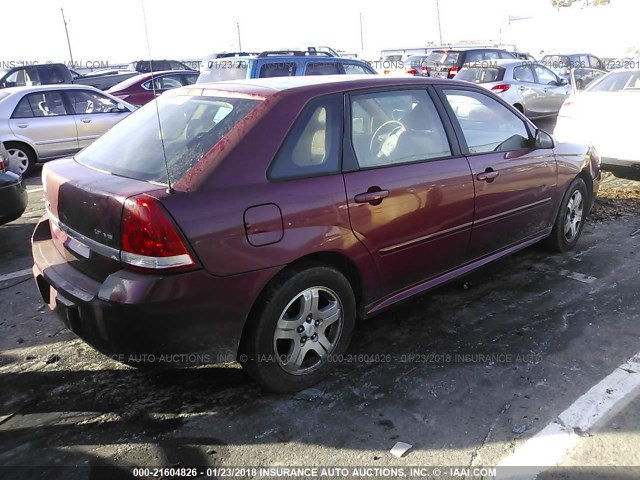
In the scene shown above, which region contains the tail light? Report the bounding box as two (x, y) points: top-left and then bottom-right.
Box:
(406, 69), (418, 75)
(120, 194), (196, 272)
(421, 65), (430, 76)
(448, 67), (460, 78)
(491, 84), (511, 94)
(383, 70), (391, 75)
(0, 159), (5, 172)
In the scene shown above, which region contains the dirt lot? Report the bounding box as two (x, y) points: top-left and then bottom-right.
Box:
(1, 170), (640, 480)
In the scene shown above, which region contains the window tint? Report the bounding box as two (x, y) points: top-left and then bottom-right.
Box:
(534, 65), (557, 85)
(350, 90), (451, 168)
(4, 68), (40, 87)
(66, 90), (118, 114)
(305, 63), (342, 75)
(484, 51), (500, 60)
(259, 62), (297, 78)
(183, 74), (198, 85)
(12, 91), (68, 118)
(77, 95), (261, 184)
(457, 68), (503, 83)
(513, 65), (535, 83)
(343, 63), (370, 74)
(39, 65), (66, 84)
(444, 89), (530, 154)
(464, 51), (483, 63)
(269, 96), (341, 180)
(159, 75), (184, 89)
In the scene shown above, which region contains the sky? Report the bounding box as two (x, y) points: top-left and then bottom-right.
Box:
(0, 0), (637, 66)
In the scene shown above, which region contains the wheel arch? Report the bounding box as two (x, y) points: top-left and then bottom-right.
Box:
(4, 140), (39, 163)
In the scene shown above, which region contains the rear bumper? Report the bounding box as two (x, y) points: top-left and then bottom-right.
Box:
(32, 217), (279, 367)
(0, 173), (28, 225)
(600, 157), (640, 170)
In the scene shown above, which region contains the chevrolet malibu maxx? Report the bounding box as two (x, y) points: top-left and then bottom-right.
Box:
(32, 76), (600, 393)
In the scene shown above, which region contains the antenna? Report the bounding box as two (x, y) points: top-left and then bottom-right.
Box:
(60, 8), (75, 67)
(140, 0), (174, 194)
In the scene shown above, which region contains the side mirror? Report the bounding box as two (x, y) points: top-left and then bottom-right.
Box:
(116, 102), (128, 112)
(535, 130), (555, 149)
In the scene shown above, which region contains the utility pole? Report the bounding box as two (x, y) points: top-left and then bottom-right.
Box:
(435, 0), (443, 45)
(60, 8), (75, 66)
(359, 13), (364, 51)
(236, 22), (242, 51)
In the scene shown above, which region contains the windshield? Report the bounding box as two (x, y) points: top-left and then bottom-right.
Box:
(76, 94), (262, 184)
(198, 60), (251, 83)
(456, 67), (504, 83)
(588, 71), (640, 92)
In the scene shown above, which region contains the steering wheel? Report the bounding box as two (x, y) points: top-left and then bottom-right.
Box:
(370, 120), (405, 158)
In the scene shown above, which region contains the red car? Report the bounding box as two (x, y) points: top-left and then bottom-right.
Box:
(107, 70), (199, 106)
(32, 76), (600, 392)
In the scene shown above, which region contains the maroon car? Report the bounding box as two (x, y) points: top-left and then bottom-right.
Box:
(107, 70), (199, 106)
(32, 76), (600, 392)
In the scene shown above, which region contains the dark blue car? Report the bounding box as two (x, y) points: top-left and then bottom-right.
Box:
(197, 48), (377, 83)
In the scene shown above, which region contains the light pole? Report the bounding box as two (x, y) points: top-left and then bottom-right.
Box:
(236, 22), (242, 51)
(435, 0), (443, 45)
(359, 13), (364, 51)
(60, 8), (75, 66)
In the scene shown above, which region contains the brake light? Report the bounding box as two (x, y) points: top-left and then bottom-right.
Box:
(0, 159), (5, 171)
(383, 70), (391, 75)
(448, 67), (460, 78)
(406, 69), (418, 75)
(421, 65), (430, 76)
(120, 194), (195, 271)
(491, 84), (511, 94)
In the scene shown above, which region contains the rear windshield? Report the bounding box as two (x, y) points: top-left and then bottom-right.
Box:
(425, 51), (445, 64)
(456, 67), (504, 83)
(588, 71), (640, 92)
(405, 55), (428, 67)
(441, 52), (461, 66)
(76, 94), (262, 184)
(198, 60), (251, 83)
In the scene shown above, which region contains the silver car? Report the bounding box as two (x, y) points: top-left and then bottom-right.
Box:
(0, 84), (135, 175)
(454, 60), (572, 118)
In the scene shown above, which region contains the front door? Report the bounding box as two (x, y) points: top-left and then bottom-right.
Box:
(437, 87), (557, 259)
(343, 88), (475, 296)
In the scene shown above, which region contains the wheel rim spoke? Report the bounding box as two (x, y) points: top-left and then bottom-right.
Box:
(318, 302), (340, 327)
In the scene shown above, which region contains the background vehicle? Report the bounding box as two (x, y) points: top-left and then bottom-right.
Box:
(428, 48), (516, 79)
(32, 76), (599, 393)
(540, 53), (605, 83)
(555, 68), (640, 179)
(0, 141), (27, 226)
(108, 70), (199, 106)
(0, 85), (135, 175)
(197, 49), (377, 83)
(0, 64), (74, 89)
(126, 60), (197, 73)
(455, 59), (571, 118)
(382, 54), (430, 76)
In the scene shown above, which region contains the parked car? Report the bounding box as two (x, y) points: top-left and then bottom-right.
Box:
(509, 52), (536, 61)
(197, 49), (377, 83)
(0, 64), (75, 89)
(108, 70), (199, 106)
(32, 75), (600, 393)
(540, 53), (604, 83)
(126, 60), (197, 73)
(0, 141), (27, 226)
(555, 68), (639, 178)
(428, 48), (516, 79)
(455, 60), (571, 118)
(0, 85), (135, 175)
(382, 54), (430, 76)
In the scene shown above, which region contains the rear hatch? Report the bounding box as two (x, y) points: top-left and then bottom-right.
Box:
(429, 50), (462, 79)
(42, 89), (264, 281)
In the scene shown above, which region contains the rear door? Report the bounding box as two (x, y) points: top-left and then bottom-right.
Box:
(533, 64), (571, 113)
(64, 89), (130, 149)
(512, 64), (543, 114)
(9, 90), (78, 158)
(437, 86), (557, 259)
(343, 88), (474, 296)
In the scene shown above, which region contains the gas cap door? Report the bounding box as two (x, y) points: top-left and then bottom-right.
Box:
(243, 204), (284, 247)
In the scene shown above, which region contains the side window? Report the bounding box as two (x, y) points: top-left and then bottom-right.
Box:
(39, 65), (66, 84)
(577, 56), (589, 68)
(269, 96), (341, 180)
(513, 65), (535, 83)
(169, 61), (186, 70)
(350, 90), (451, 168)
(533, 65), (558, 85)
(3, 69), (27, 87)
(305, 62), (341, 75)
(183, 74), (199, 85)
(158, 75), (184, 89)
(12, 91), (69, 118)
(500, 51), (514, 59)
(465, 51), (483, 63)
(443, 89), (530, 154)
(484, 51), (501, 60)
(589, 56), (602, 68)
(66, 90), (118, 114)
(259, 62), (297, 78)
(343, 63), (370, 74)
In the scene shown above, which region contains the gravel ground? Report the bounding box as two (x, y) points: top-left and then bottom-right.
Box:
(590, 172), (640, 223)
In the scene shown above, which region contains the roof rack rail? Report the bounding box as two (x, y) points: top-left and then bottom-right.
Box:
(211, 52), (260, 59)
(257, 47), (336, 58)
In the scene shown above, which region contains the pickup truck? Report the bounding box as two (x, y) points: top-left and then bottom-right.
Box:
(0, 61), (195, 91)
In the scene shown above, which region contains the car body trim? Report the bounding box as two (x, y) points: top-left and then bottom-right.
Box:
(379, 221), (474, 255)
(474, 197), (553, 226)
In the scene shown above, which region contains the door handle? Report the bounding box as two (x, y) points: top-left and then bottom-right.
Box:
(476, 170), (499, 182)
(518, 86), (526, 91)
(355, 189), (389, 205)
(17, 124), (28, 128)
(81, 119), (92, 123)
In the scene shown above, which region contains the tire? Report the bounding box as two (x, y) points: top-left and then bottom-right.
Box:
(4, 142), (36, 176)
(239, 265), (356, 393)
(545, 177), (588, 252)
